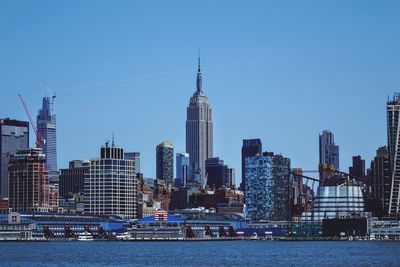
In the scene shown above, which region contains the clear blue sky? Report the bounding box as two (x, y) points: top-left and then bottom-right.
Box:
(1, 1), (399, 183)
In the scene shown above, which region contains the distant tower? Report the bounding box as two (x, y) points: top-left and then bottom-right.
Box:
(388, 93), (400, 215)
(186, 54), (213, 185)
(241, 139), (262, 191)
(176, 152), (190, 187)
(205, 157), (229, 190)
(319, 130), (340, 180)
(349, 155), (365, 180)
(156, 141), (174, 185)
(37, 95), (57, 182)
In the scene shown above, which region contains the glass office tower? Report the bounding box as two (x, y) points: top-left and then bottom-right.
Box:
(0, 119), (29, 198)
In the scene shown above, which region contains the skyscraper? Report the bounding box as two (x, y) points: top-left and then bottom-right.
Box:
(245, 152), (291, 222)
(368, 146), (390, 217)
(227, 168), (235, 188)
(349, 155), (366, 180)
(241, 139), (262, 191)
(186, 56), (213, 186)
(205, 157), (228, 190)
(319, 130), (340, 180)
(176, 152), (190, 187)
(0, 119), (29, 198)
(387, 93), (400, 215)
(156, 141), (174, 185)
(8, 148), (49, 212)
(124, 152), (141, 174)
(84, 143), (137, 219)
(37, 96), (57, 182)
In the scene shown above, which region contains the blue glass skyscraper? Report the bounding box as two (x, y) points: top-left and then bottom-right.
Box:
(37, 96), (57, 182)
(176, 152), (190, 187)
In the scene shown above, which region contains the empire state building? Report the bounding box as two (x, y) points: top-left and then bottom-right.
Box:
(186, 56), (213, 186)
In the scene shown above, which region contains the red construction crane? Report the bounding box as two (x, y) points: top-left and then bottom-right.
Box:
(18, 94), (45, 147)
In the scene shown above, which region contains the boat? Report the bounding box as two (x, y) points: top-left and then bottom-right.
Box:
(251, 232), (258, 240)
(116, 232), (130, 240)
(369, 233), (376, 241)
(78, 232), (94, 241)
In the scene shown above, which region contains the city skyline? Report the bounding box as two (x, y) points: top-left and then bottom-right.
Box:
(0, 1), (398, 184)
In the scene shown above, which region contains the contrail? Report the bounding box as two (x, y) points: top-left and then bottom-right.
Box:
(54, 69), (189, 92)
(53, 58), (265, 93)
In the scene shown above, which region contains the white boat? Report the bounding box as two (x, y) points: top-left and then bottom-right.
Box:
(116, 232), (130, 240)
(369, 233), (376, 241)
(78, 232), (94, 241)
(251, 232), (258, 240)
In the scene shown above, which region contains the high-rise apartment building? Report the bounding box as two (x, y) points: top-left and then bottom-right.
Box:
(245, 152), (291, 222)
(156, 141), (174, 185)
(0, 119), (29, 198)
(387, 93), (400, 215)
(186, 56), (213, 186)
(369, 146), (391, 217)
(176, 152), (190, 187)
(8, 148), (49, 211)
(241, 139), (262, 191)
(84, 144), (137, 219)
(37, 96), (58, 182)
(319, 130), (340, 180)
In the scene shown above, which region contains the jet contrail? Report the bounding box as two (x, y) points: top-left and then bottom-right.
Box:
(53, 58), (265, 93)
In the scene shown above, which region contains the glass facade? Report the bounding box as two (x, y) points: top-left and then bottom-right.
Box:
(0, 119), (29, 198)
(124, 152), (140, 174)
(304, 182), (365, 222)
(37, 96), (57, 182)
(156, 141), (174, 184)
(205, 157), (228, 190)
(241, 139), (262, 191)
(245, 152), (291, 222)
(176, 152), (190, 187)
(387, 93), (400, 215)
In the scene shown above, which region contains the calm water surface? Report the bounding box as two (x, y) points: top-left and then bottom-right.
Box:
(0, 241), (399, 266)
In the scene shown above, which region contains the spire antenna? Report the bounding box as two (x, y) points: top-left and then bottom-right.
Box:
(196, 50), (202, 93)
(112, 131), (115, 147)
(198, 49), (201, 72)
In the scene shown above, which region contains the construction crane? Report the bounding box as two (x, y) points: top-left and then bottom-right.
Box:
(18, 94), (45, 147)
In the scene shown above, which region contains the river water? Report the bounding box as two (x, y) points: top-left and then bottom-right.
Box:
(0, 241), (399, 266)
